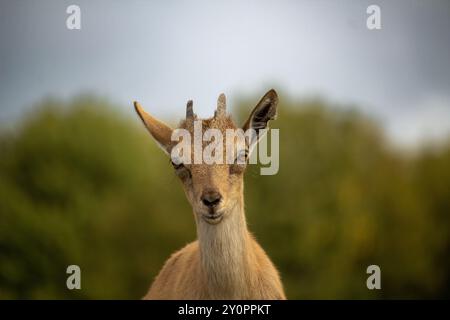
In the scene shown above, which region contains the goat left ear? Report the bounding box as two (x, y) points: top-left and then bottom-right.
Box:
(242, 89), (278, 147)
(134, 101), (173, 155)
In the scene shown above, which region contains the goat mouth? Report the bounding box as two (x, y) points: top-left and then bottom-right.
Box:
(202, 213), (223, 224)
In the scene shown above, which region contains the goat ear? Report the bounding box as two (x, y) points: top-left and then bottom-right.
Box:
(134, 101), (173, 155)
(242, 89), (278, 148)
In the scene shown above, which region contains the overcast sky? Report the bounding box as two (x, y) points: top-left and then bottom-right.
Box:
(1, 0), (449, 146)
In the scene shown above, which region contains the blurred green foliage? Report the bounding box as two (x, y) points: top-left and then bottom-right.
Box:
(0, 95), (449, 299)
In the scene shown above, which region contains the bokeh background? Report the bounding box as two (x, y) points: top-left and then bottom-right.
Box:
(1, 0), (450, 299)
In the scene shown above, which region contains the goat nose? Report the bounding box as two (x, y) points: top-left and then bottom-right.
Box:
(201, 191), (222, 208)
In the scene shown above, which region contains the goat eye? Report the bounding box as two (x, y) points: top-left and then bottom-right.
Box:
(171, 160), (192, 180)
(230, 150), (247, 175)
(235, 150), (248, 165)
(171, 160), (184, 170)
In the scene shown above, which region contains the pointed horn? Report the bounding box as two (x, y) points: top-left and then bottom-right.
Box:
(215, 93), (226, 117)
(186, 100), (194, 119)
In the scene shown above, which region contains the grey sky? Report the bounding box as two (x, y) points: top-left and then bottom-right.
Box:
(1, 0), (449, 146)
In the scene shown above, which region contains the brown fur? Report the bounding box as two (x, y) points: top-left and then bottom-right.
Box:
(134, 90), (286, 300)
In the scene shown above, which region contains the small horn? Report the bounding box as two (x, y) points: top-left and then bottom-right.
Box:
(215, 93), (226, 117)
(186, 100), (194, 119)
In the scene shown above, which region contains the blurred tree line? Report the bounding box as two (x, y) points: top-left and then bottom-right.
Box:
(0, 94), (449, 299)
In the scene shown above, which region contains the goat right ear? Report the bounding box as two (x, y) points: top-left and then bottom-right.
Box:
(242, 89), (278, 151)
(134, 101), (173, 155)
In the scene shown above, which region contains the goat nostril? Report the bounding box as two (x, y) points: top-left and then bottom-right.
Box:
(201, 192), (222, 207)
(203, 198), (220, 207)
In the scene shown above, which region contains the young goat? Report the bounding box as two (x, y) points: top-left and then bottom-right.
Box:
(134, 90), (285, 299)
